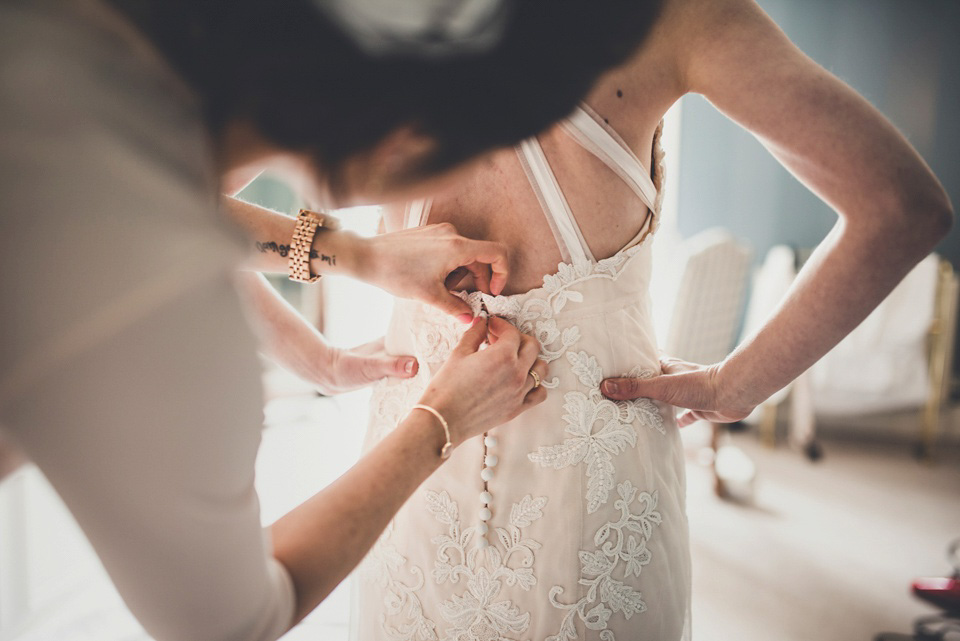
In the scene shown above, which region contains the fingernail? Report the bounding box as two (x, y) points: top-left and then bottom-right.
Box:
(404, 359), (416, 374)
(603, 381), (619, 395)
(457, 313), (474, 324)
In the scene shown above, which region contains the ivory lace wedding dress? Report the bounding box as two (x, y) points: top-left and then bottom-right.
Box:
(357, 104), (692, 641)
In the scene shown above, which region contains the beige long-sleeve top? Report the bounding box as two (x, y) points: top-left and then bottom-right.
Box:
(0, 1), (296, 639)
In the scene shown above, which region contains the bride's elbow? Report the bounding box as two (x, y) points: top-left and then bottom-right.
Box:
(906, 183), (953, 248)
(869, 174), (954, 250)
(927, 189), (954, 241)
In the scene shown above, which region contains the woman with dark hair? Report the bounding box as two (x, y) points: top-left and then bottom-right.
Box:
(0, 1), (660, 640)
(118, 0), (662, 201)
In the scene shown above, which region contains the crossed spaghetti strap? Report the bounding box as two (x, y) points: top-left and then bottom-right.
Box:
(516, 102), (660, 264)
(404, 197), (434, 230)
(516, 136), (596, 265)
(561, 103), (659, 211)
(407, 102), (661, 265)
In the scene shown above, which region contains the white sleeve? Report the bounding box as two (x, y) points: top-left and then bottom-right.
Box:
(0, 5), (296, 637)
(1, 273), (296, 641)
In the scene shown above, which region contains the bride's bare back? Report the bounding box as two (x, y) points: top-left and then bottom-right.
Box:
(382, 1), (682, 295)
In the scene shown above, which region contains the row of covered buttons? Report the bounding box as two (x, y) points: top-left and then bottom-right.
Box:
(477, 433), (498, 547)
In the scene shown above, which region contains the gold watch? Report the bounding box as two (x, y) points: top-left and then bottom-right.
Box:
(288, 208), (340, 283)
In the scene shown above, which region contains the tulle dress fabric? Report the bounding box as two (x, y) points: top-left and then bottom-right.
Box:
(355, 105), (692, 641)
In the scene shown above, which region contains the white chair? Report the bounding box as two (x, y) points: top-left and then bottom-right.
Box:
(655, 229), (753, 498)
(744, 249), (958, 460)
(660, 228), (753, 364)
(806, 254), (958, 459)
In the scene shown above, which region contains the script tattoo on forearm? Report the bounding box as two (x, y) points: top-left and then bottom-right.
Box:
(256, 241), (336, 265)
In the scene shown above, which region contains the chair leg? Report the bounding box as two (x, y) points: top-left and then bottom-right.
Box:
(710, 422), (726, 498)
(759, 402), (777, 448)
(788, 372), (822, 461)
(919, 389), (942, 462)
(712, 423), (758, 502)
(918, 259), (959, 462)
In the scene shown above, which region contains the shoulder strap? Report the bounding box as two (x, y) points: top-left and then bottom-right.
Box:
(561, 104), (659, 213)
(405, 198), (434, 229)
(515, 138), (595, 265)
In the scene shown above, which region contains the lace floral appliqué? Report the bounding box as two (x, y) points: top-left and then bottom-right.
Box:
(545, 481), (662, 641)
(361, 523), (439, 641)
(528, 351), (663, 513)
(427, 490), (548, 640)
(368, 373), (429, 443)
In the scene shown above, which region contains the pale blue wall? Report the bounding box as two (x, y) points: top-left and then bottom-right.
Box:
(675, 0), (960, 266)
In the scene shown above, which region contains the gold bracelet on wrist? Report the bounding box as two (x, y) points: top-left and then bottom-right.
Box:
(288, 208), (340, 283)
(410, 404), (453, 460)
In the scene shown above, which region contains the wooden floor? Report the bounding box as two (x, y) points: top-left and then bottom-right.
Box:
(685, 427), (960, 641)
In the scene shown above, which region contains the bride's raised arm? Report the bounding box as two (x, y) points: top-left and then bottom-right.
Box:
(601, 0), (953, 423)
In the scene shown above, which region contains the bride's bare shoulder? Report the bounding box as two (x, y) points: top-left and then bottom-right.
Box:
(583, 0), (698, 138)
(600, 0), (774, 94)
(657, 0), (796, 91)
(589, 0), (792, 127)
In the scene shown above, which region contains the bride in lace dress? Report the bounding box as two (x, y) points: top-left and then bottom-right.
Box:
(355, 0), (953, 639)
(359, 103), (685, 640)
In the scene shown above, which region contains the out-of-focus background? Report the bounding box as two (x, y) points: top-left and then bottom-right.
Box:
(2, 1), (959, 640)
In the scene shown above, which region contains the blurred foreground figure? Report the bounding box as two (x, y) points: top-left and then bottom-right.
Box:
(0, 0), (660, 639)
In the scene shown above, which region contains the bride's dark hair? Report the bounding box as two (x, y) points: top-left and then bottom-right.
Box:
(112, 0), (662, 184)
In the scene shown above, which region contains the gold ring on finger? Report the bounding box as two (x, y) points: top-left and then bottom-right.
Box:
(528, 369), (541, 390)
